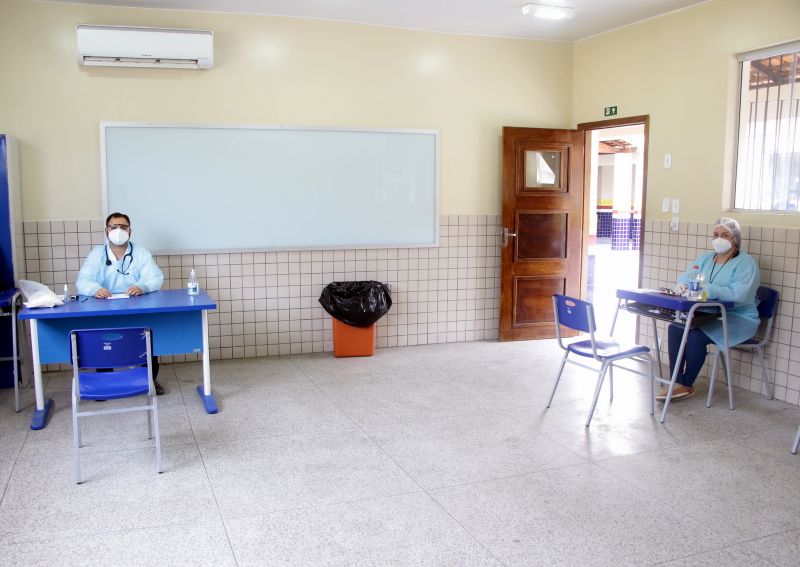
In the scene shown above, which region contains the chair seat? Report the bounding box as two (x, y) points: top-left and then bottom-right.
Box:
(567, 338), (649, 360)
(736, 338), (759, 347)
(78, 367), (150, 400)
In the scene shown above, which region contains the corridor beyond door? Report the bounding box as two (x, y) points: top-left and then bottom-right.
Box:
(585, 124), (646, 340)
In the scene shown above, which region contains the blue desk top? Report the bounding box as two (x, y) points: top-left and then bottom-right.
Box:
(0, 288), (19, 308)
(19, 289), (216, 320)
(616, 288), (733, 311)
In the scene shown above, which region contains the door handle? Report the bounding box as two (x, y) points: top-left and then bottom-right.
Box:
(503, 227), (517, 246)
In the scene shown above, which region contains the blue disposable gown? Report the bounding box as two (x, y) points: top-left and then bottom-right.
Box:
(76, 242), (164, 297)
(677, 250), (760, 348)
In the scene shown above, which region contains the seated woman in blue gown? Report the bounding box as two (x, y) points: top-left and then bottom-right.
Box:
(658, 217), (760, 401)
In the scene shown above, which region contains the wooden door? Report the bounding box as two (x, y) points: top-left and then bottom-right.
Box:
(499, 127), (585, 341)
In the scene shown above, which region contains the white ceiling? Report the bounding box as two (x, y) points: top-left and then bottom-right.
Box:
(50, 0), (710, 41)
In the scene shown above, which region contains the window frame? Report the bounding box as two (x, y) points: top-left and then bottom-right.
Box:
(733, 40), (800, 213)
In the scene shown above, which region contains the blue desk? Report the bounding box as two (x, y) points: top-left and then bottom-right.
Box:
(613, 288), (734, 422)
(19, 289), (217, 430)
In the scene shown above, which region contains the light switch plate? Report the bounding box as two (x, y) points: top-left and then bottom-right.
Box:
(664, 154), (672, 168)
(662, 197), (670, 212)
(671, 198), (680, 214)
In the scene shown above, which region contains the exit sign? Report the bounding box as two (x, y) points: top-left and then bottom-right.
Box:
(604, 106), (618, 116)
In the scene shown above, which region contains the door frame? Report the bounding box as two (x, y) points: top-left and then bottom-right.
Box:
(577, 115), (650, 296)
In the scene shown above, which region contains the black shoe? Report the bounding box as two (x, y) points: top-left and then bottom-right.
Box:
(153, 378), (165, 396)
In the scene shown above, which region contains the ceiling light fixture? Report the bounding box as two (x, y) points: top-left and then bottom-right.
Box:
(521, 3), (575, 21)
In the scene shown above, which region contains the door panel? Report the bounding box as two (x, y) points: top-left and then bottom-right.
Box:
(517, 212), (567, 259)
(513, 278), (564, 326)
(500, 127), (585, 341)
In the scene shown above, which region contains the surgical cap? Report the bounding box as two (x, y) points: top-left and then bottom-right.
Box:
(714, 217), (742, 248)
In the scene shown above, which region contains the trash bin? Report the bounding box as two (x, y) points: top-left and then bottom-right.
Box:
(318, 281), (392, 357)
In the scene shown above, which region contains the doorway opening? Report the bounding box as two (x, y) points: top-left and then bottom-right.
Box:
(583, 122), (647, 340)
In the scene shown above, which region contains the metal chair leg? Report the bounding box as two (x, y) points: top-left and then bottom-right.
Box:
(608, 365), (614, 403)
(147, 403), (153, 440)
(756, 347), (774, 400)
(12, 297), (20, 413)
(648, 356), (655, 416)
(546, 352), (569, 408)
(586, 362), (610, 427)
(72, 396), (81, 484)
(153, 397), (162, 473)
(792, 424), (800, 455)
(722, 351), (735, 410)
(659, 370), (681, 424)
(706, 351), (719, 408)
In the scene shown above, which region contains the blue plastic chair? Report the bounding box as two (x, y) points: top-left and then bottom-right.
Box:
(707, 286), (779, 407)
(547, 295), (655, 426)
(70, 327), (161, 484)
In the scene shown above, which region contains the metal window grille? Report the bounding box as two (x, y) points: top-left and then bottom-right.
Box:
(735, 42), (800, 212)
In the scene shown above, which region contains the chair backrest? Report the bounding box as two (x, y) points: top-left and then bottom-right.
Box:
(755, 286), (779, 320)
(70, 327), (150, 369)
(553, 294), (596, 334)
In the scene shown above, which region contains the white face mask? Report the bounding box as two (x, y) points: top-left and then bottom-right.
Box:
(712, 237), (732, 254)
(108, 227), (130, 246)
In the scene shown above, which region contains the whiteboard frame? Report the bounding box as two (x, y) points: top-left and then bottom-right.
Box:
(100, 122), (440, 254)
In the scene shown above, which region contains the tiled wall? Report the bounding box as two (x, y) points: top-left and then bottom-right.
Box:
(22, 216), (501, 368)
(21, 214), (800, 408)
(642, 220), (800, 406)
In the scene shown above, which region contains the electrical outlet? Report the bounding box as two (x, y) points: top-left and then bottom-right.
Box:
(670, 217), (680, 232)
(664, 154), (672, 168)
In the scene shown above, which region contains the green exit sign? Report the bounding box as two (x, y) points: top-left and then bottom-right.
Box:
(604, 106), (618, 116)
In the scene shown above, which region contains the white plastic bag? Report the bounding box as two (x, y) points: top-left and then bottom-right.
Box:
(18, 279), (64, 308)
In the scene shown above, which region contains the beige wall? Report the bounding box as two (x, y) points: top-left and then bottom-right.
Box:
(573, 0), (800, 228)
(0, 0), (573, 220)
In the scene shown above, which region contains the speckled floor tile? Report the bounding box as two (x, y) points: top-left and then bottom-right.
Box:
(200, 428), (421, 518)
(430, 463), (729, 567)
(1, 341), (799, 563)
(598, 438), (800, 540)
(226, 492), (501, 566)
(653, 544), (774, 566)
(0, 519), (236, 566)
(183, 374), (357, 443)
(317, 372), (497, 428)
(741, 528), (800, 566)
(365, 410), (585, 488)
(0, 445), (218, 544)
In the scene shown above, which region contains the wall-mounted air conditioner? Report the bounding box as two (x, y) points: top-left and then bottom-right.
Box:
(76, 24), (213, 69)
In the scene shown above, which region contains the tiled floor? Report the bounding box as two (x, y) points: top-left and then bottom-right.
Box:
(1, 340), (799, 566)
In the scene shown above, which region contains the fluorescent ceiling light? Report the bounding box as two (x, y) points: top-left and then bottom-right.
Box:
(522, 3), (575, 21)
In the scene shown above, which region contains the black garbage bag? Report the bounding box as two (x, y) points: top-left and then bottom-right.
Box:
(319, 281), (392, 327)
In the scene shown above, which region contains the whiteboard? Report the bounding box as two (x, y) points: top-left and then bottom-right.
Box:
(101, 124), (438, 254)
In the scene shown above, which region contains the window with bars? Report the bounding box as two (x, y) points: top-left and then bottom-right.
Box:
(734, 42), (800, 212)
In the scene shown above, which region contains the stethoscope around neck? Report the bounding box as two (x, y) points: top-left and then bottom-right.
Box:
(106, 243), (134, 275)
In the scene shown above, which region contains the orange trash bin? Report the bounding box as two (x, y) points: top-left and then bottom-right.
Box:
(332, 318), (376, 357)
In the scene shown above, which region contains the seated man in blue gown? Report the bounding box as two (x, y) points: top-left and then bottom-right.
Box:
(76, 212), (166, 394)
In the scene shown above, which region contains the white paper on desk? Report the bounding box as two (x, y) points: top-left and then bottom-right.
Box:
(108, 293), (130, 300)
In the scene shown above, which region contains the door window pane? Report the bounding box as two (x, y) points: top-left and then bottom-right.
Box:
(525, 151), (561, 188)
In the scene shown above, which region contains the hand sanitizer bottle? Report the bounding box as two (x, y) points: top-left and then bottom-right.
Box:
(187, 269), (199, 296)
(63, 284), (71, 303)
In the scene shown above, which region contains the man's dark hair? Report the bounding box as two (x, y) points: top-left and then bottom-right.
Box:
(105, 212), (131, 227)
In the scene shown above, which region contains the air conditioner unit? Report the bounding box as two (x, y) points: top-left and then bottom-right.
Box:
(76, 24), (213, 69)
